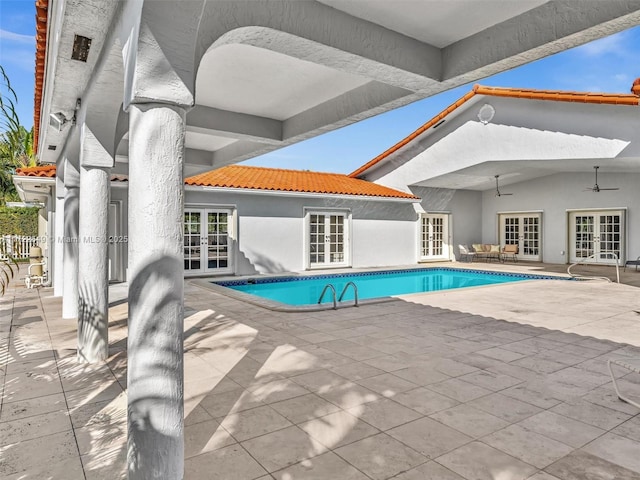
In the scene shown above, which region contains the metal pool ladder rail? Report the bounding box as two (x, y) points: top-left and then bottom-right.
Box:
(318, 284), (337, 309)
(338, 281), (359, 307)
(567, 251), (620, 283)
(318, 282), (359, 309)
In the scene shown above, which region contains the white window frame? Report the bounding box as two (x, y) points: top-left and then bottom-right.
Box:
(498, 211), (543, 262)
(184, 205), (236, 276)
(567, 208), (626, 265)
(304, 208), (351, 270)
(418, 213), (451, 262)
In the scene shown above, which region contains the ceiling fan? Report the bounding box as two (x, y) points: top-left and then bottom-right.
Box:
(494, 175), (513, 197)
(585, 166), (619, 192)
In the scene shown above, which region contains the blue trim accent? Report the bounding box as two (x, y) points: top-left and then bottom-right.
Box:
(214, 267), (569, 287)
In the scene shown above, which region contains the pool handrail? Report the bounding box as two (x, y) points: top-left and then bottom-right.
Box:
(567, 251), (620, 283)
(318, 283), (337, 309)
(338, 281), (359, 307)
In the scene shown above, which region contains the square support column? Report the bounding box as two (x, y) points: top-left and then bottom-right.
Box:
(127, 103), (186, 480)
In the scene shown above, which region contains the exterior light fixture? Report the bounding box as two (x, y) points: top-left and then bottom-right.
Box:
(49, 112), (69, 131)
(477, 104), (495, 125)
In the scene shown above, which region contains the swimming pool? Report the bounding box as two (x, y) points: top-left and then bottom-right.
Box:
(215, 268), (560, 307)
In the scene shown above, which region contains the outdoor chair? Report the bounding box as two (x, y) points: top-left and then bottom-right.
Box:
(501, 244), (518, 263)
(624, 256), (640, 272)
(608, 358), (640, 409)
(25, 258), (48, 289)
(458, 245), (476, 262)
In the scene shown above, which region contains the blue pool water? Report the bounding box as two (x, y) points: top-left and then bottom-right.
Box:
(216, 268), (557, 307)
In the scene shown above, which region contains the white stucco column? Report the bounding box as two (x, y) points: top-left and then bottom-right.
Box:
(62, 159), (80, 319)
(127, 103), (186, 480)
(53, 189), (65, 297)
(77, 163), (110, 363)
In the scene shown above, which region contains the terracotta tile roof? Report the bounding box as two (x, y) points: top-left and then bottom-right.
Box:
(185, 165), (419, 199)
(34, 0), (48, 154)
(14, 165), (416, 199)
(15, 165), (56, 177)
(349, 83), (640, 177)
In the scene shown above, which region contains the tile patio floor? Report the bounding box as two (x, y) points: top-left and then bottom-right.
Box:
(2, 263), (640, 479)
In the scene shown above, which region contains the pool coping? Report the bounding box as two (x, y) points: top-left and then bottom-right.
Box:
(191, 266), (572, 312)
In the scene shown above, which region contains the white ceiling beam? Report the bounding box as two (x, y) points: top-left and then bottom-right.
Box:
(186, 106), (282, 145)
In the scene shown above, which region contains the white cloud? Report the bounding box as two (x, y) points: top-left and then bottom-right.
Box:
(575, 30), (631, 57)
(0, 29), (34, 44)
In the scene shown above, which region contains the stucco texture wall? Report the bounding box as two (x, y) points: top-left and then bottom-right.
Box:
(185, 189), (418, 274)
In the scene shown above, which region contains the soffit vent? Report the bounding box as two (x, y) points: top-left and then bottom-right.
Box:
(47, 145), (57, 150)
(71, 35), (92, 62)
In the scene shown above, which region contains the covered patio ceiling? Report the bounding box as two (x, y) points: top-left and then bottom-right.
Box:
(36, 0), (640, 177)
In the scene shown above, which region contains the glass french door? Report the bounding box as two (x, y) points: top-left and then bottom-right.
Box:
(499, 213), (542, 261)
(420, 214), (450, 260)
(570, 210), (624, 264)
(184, 208), (232, 274)
(308, 212), (348, 268)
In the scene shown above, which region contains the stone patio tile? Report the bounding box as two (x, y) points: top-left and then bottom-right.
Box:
(315, 381), (379, 409)
(545, 449), (640, 480)
(334, 433), (427, 480)
(582, 432), (640, 474)
(611, 416), (640, 442)
(355, 372), (418, 397)
(247, 378), (310, 404)
(392, 366), (451, 385)
(242, 425), (322, 472)
(270, 392), (341, 424)
(199, 387), (264, 418)
(184, 444), (267, 479)
(518, 411), (606, 448)
(550, 398), (632, 430)
(387, 417), (472, 460)
(219, 405), (292, 441)
(300, 410), (380, 450)
(4, 355), (57, 374)
(297, 332), (338, 344)
(393, 386), (460, 415)
(526, 473), (562, 480)
(65, 382), (124, 409)
(483, 424), (574, 469)
(271, 451), (369, 480)
(436, 441), (537, 480)
(185, 419), (236, 458)
(427, 378), (493, 403)
(0, 391), (66, 422)
(329, 361), (385, 381)
(457, 369), (523, 392)
(185, 404), (215, 426)
(3, 369), (63, 402)
(468, 392), (542, 423)
(511, 356), (568, 374)
(0, 409), (73, 445)
(290, 369), (350, 391)
(363, 354), (414, 372)
(475, 347), (528, 362)
(4, 455), (85, 480)
(581, 385), (640, 415)
(501, 383), (563, 409)
(346, 398), (422, 431)
(317, 339), (386, 361)
(391, 460), (465, 480)
(0, 430), (79, 477)
(430, 404), (510, 438)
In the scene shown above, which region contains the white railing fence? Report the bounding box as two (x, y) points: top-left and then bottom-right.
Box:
(0, 235), (41, 260)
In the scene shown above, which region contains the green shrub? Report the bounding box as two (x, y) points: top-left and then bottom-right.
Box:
(0, 206), (39, 236)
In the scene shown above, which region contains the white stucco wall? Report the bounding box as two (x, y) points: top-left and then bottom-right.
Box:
(481, 172), (640, 264)
(185, 189), (418, 274)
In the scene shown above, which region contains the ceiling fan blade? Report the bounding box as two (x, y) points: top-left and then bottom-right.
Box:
(501, 193), (514, 196)
(598, 187), (620, 191)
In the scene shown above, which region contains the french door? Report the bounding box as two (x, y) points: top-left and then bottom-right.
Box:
(308, 212), (349, 268)
(420, 214), (450, 260)
(570, 210), (624, 264)
(184, 208), (233, 274)
(499, 213), (542, 261)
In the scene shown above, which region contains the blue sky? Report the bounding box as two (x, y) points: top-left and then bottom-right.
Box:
(1, 0), (639, 173)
